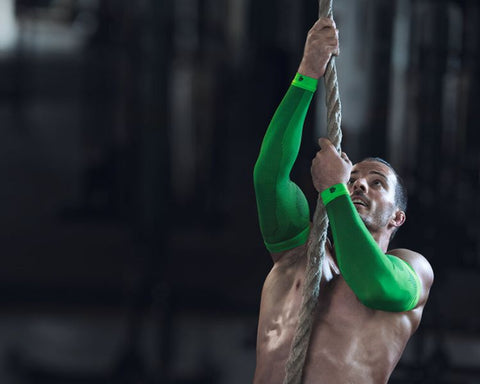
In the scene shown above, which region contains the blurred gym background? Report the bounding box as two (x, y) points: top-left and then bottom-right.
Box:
(0, 0), (479, 383)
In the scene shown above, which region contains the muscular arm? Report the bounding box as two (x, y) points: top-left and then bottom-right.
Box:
(253, 17), (339, 256)
(321, 184), (423, 312)
(253, 75), (316, 254)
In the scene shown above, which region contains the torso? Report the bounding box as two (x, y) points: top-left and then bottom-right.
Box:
(253, 243), (424, 384)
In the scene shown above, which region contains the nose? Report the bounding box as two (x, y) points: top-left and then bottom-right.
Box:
(352, 178), (367, 193)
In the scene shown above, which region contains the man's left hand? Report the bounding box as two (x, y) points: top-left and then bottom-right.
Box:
(311, 138), (352, 193)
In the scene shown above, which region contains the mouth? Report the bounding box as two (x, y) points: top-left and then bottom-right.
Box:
(351, 197), (368, 207)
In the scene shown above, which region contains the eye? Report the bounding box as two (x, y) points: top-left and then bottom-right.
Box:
(372, 179), (384, 187)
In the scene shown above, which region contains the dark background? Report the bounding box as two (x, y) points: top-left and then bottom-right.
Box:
(0, 0), (479, 383)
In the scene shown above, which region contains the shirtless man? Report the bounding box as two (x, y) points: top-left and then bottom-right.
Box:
(252, 17), (434, 384)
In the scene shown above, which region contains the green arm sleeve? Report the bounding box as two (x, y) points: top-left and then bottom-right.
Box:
(321, 184), (421, 312)
(253, 74), (317, 253)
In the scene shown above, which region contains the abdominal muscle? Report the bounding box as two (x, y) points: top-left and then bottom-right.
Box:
(253, 248), (416, 384)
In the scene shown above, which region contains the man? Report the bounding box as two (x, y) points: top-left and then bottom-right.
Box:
(253, 17), (434, 384)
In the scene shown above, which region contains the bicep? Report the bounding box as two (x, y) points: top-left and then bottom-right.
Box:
(255, 179), (311, 254)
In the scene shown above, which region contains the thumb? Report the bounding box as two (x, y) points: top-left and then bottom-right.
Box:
(341, 152), (351, 164)
(318, 137), (335, 151)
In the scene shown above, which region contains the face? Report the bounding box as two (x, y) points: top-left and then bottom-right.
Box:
(347, 160), (403, 234)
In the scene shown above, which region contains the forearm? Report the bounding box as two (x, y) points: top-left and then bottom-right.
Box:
(321, 184), (421, 312)
(254, 75), (316, 181)
(253, 74), (317, 253)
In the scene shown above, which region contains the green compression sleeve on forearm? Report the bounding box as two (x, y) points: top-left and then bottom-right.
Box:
(321, 184), (421, 312)
(253, 74), (318, 253)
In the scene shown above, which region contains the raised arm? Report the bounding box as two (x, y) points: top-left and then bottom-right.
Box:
(253, 18), (339, 257)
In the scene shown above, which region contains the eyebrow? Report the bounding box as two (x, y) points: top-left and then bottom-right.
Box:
(351, 170), (389, 182)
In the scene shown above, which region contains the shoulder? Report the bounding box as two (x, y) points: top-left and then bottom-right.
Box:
(388, 248), (434, 307)
(388, 248), (434, 280)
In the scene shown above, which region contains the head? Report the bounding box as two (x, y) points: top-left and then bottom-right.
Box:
(347, 157), (407, 242)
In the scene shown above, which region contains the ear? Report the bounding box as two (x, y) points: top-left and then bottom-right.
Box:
(390, 210), (406, 229)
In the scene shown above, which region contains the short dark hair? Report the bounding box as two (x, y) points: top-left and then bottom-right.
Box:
(360, 157), (407, 213)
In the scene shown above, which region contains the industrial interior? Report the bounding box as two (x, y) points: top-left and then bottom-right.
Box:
(0, 0), (479, 383)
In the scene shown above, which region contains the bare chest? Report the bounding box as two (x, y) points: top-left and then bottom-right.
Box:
(255, 262), (411, 384)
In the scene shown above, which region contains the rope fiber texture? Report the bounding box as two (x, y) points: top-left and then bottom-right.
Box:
(282, 0), (342, 383)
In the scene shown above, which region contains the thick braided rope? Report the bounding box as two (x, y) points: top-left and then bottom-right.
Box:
(282, 0), (342, 383)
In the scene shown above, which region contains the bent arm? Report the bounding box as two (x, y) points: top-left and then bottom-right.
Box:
(253, 74), (317, 253)
(321, 184), (422, 312)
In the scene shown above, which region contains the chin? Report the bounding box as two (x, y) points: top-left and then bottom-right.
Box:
(357, 210), (367, 221)
(359, 215), (374, 230)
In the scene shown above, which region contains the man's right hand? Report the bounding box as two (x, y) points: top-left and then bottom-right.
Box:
(297, 17), (339, 79)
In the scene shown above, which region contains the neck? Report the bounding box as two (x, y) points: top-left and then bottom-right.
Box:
(370, 230), (391, 253)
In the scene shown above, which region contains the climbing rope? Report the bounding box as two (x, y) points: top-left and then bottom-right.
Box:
(282, 0), (342, 383)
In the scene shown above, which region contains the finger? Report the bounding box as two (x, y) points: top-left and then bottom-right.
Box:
(318, 137), (336, 152)
(331, 42), (340, 56)
(312, 17), (335, 31)
(309, 28), (338, 45)
(311, 26), (337, 41)
(323, 33), (338, 44)
(318, 41), (339, 56)
(341, 152), (351, 163)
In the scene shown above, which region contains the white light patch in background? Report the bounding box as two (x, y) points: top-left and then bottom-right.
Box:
(0, 0), (18, 52)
